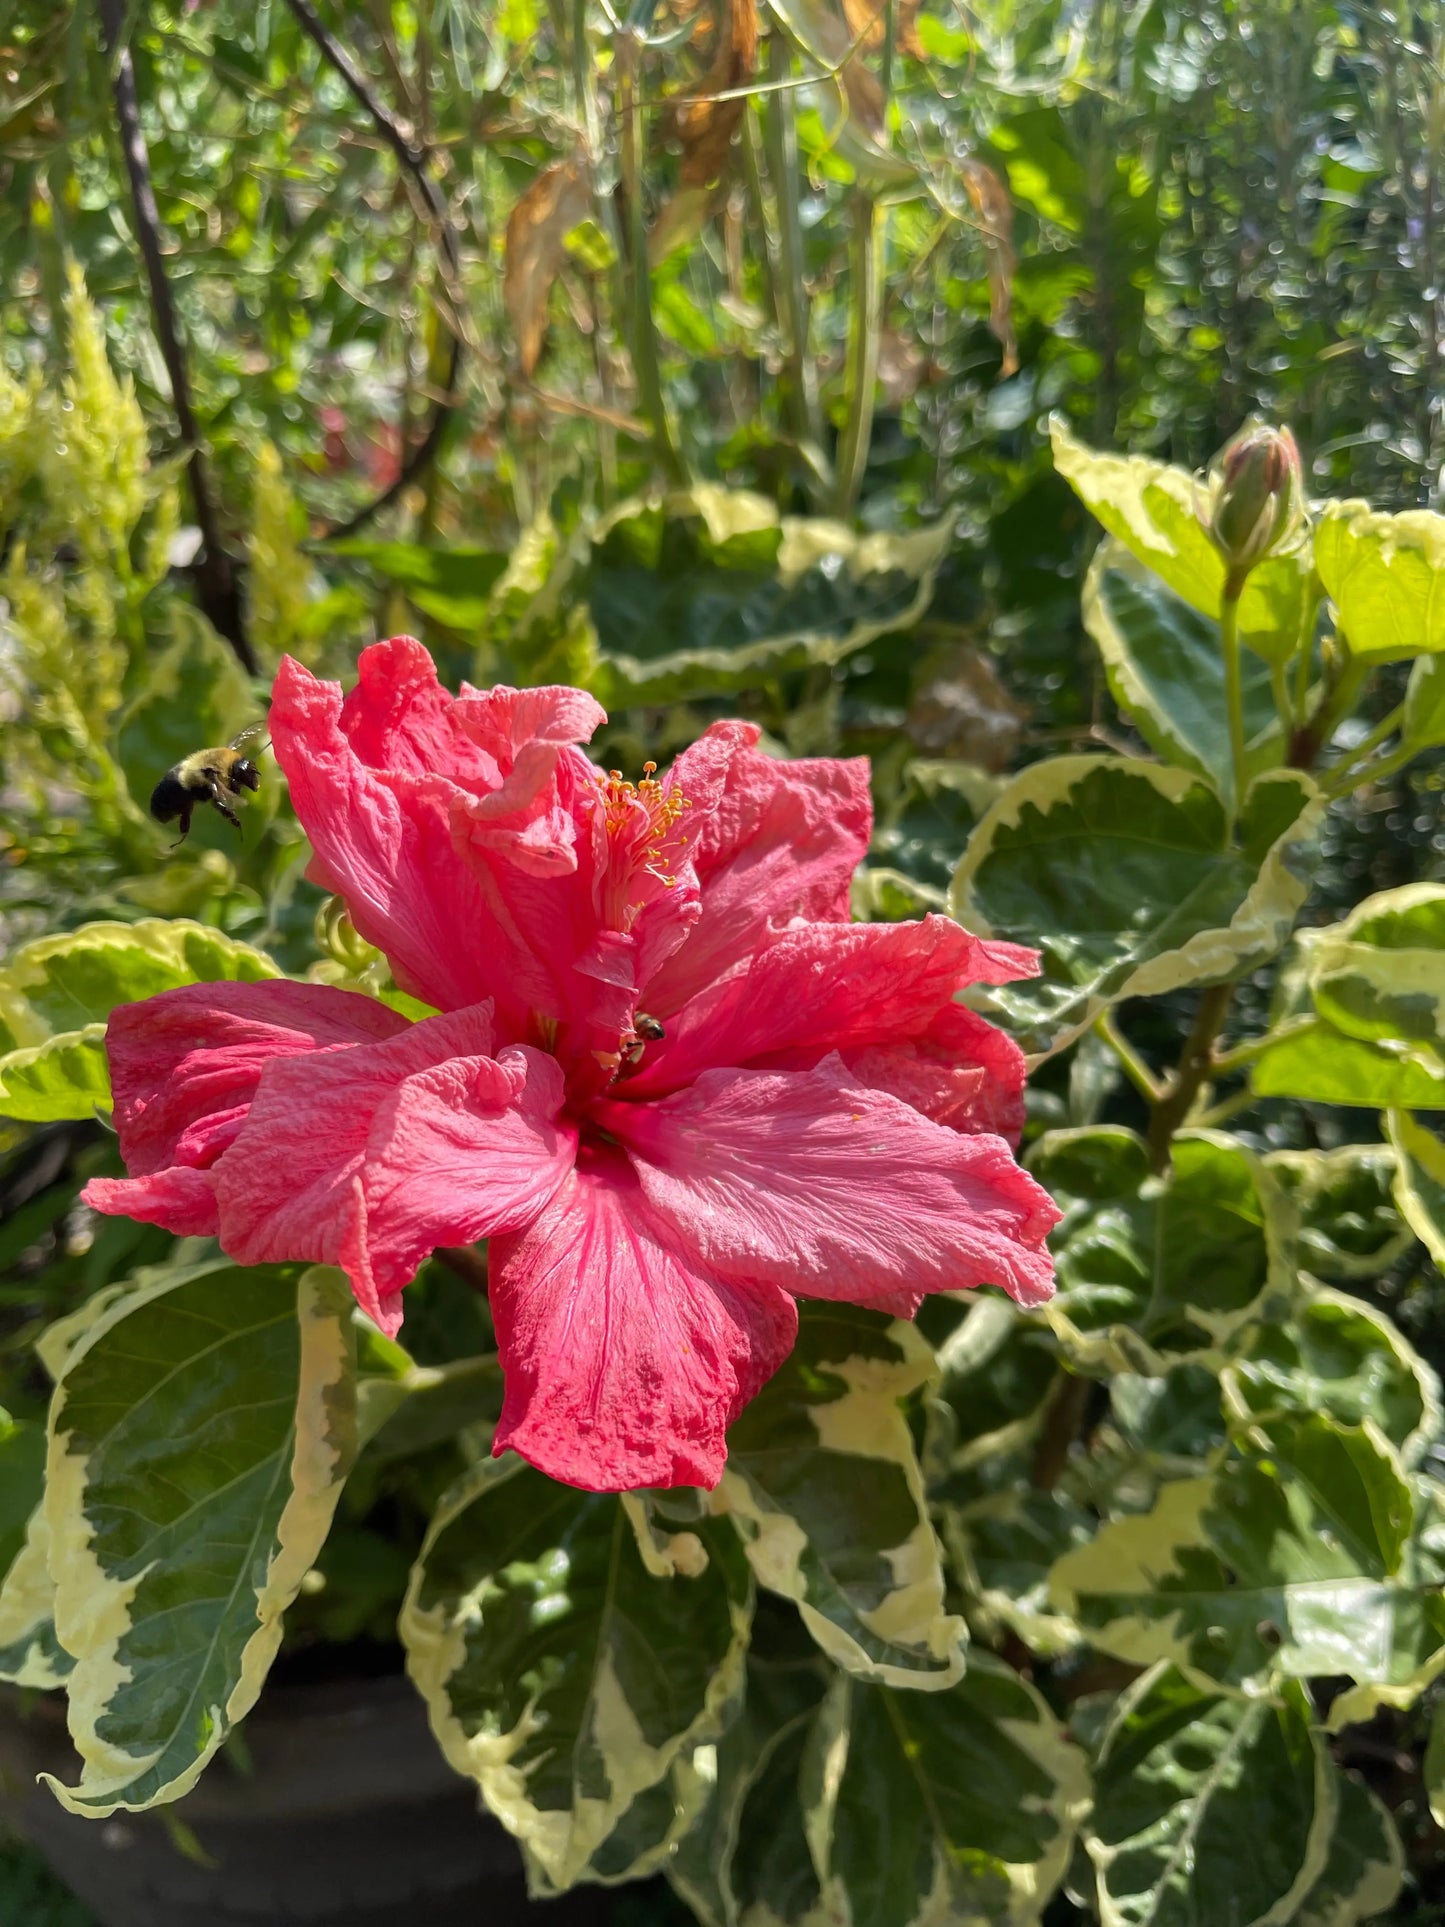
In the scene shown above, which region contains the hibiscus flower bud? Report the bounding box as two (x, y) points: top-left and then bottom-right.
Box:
(314, 894), (379, 976)
(1200, 421), (1303, 583)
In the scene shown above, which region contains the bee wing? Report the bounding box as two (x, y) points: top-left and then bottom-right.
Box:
(229, 723), (271, 753)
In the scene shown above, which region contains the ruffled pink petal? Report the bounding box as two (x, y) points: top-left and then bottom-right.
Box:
(339, 635), (502, 787)
(80, 980), (410, 1236)
(212, 1006), (576, 1336)
(488, 1147), (798, 1491)
(642, 725), (873, 1016)
(629, 914), (1038, 1096)
(841, 1003), (1029, 1145)
(599, 1058), (1059, 1313)
(272, 651), (503, 1014)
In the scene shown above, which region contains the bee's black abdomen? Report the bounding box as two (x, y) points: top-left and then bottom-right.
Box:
(149, 772), (193, 824)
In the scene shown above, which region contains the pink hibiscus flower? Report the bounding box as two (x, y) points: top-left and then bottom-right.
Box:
(83, 638), (1057, 1492)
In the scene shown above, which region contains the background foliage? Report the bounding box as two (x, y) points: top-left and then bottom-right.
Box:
(1, 0), (1445, 1923)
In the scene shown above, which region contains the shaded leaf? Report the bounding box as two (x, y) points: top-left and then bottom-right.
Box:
(1265, 1143), (1414, 1281)
(1027, 1127), (1289, 1375)
(1082, 542), (1284, 798)
(1084, 1665), (1334, 1927)
(1388, 1109), (1445, 1269)
(810, 1656), (1091, 1927)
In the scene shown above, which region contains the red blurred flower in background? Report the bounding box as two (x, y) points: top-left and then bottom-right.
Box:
(84, 639), (1057, 1491)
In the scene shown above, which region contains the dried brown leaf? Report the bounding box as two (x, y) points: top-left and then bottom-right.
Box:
(959, 155), (1018, 378)
(503, 154), (592, 377)
(839, 0), (924, 59)
(672, 0), (759, 188)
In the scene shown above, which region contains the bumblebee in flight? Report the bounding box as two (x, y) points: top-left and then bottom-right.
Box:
(150, 725), (267, 845)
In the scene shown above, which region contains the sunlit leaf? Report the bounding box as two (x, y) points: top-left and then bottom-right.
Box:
(1315, 499), (1445, 661)
(952, 757), (1324, 1055)
(1052, 417), (1316, 665)
(41, 1260), (359, 1815)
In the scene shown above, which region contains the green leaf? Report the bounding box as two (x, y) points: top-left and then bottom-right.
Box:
(1404, 652), (1445, 748)
(667, 1649), (829, 1927)
(809, 1656), (1091, 1927)
(571, 488), (950, 708)
(0, 1025), (112, 1121)
(1306, 883), (1445, 1054)
(1251, 1018), (1445, 1107)
(1265, 1143), (1414, 1281)
(1388, 1110), (1445, 1269)
(715, 1303), (966, 1689)
(0, 920), (280, 1122)
(1084, 1665), (1334, 1927)
(1051, 418), (1315, 665)
(1293, 1770), (1404, 1927)
(330, 539), (508, 630)
(115, 601), (256, 823)
(1082, 543), (1285, 795)
(1251, 885), (1445, 1106)
(0, 1414), (46, 1576)
(951, 757), (1324, 1055)
(1049, 1414), (1437, 1696)
(0, 917), (279, 1038)
(1315, 500), (1445, 662)
(400, 1459), (751, 1892)
(1222, 1284), (1440, 1466)
(41, 1259), (360, 1815)
(1028, 1128), (1289, 1375)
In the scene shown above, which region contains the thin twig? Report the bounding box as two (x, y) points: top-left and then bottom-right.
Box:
(97, 0), (255, 671)
(282, 0), (466, 538)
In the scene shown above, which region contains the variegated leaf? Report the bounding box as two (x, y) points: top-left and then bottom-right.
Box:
(1051, 417), (1315, 664)
(1388, 1109), (1445, 1268)
(1084, 1664), (1335, 1927)
(400, 1458), (751, 1893)
(713, 1303), (965, 1689)
(806, 1656), (1091, 1927)
(1222, 1282), (1440, 1467)
(0, 919), (280, 1121)
(1082, 542), (1286, 802)
(1050, 1413), (1444, 1707)
(951, 757), (1324, 1056)
(1027, 1128), (1291, 1376)
(1293, 1770), (1404, 1927)
(41, 1259), (359, 1815)
(1265, 1143), (1414, 1281)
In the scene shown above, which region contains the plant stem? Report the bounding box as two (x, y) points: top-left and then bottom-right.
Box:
(1323, 736), (1420, 801)
(1094, 1012), (1162, 1102)
(834, 189), (882, 518)
(98, 0), (254, 670)
(1220, 585), (1246, 820)
(1298, 651), (1368, 766)
(1326, 702), (1406, 784)
(760, 30), (824, 464)
(1269, 657), (1294, 739)
(616, 31), (686, 486)
(1146, 981), (1235, 1173)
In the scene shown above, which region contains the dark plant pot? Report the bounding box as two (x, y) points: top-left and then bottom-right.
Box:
(0, 1672), (621, 1927)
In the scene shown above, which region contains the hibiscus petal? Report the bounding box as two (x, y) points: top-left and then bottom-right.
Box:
(80, 980), (411, 1236)
(643, 725), (873, 1015)
(600, 1058), (1059, 1314)
(212, 1006), (576, 1336)
(841, 1003), (1029, 1145)
(272, 650), (502, 1013)
(631, 914), (1039, 1095)
(488, 1148), (798, 1492)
